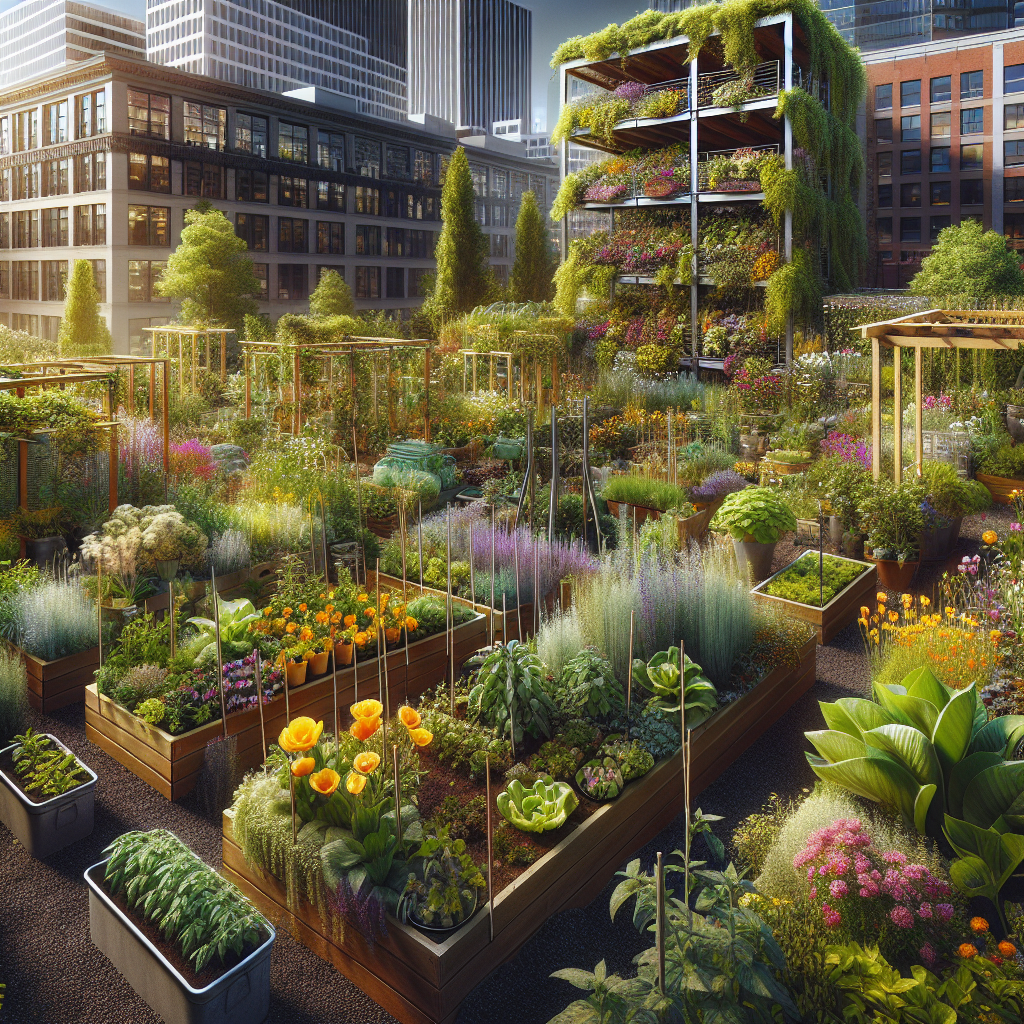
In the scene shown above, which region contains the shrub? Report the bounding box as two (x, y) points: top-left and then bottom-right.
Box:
(0, 648), (29, 745)
(13, 580), (97, 661)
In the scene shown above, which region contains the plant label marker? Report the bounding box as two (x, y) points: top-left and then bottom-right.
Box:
(392, 744), (402, 847)
(254, 652), (267, 763)
(485, 752), (494, 943)
(211, 568), (227, 740)
(656, 850), (666, 992)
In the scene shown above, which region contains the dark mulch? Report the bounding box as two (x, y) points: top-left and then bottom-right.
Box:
(0, 507), (1009, 1024)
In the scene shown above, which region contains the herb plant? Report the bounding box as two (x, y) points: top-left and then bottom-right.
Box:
(764, 552), (867, 606)
(10, 728), (87, 797)
(576, 758), (625, 800)
(468, 640), (556, 746)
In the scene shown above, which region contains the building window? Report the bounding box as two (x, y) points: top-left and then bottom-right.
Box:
(930, 75), (951, 103)
(356, 225), (381, 256)
(929, 215), (951, 242)
(875, 83), (892, 110)
(1007, 104), (1024, 130)
(44, 101), (67, 146)
(355, 186), (380, 215)
(355, 266), (380, 298)
(900, 217), (922, 242)
(42, 207), (68, 247)
(13, 165), (39, 200)
(0, 117), (7, 156)
(236, 169), (268, 203)
(0, 214), (9, 249)
(1006, 139), (1024, 167)
(0, 261), (8, 298)
(278, 176), (308, 208)
(470, 166), (487, 196)
(408, 229), (432, 258)
(876, 217), (893, 243)
(409, 267), (429, 297)
(89, 260), (105, 301)
(414, 150), (435, 186)
(490, 234), (509, 257)
(1007, 177), (1024, 202)
(1007, 63), (1024, 95)
(961, 107), (984, 135)
(76, 91), (106, 138)
(316, 222), (344, 254)
(278, 218), (308, 253)
(183, 102), (226, 150)
(475, 201), (489, 226)
(386, 144), (411, 180)
(1006, 212), (1024, 247)
(386, 266), (405, 297)
(317, 131), (344, 172)
(74, 204), (105, 245)
(127, 205), (169, 246)
(877, 151), (892, 176)
(355, 137), (381, 178)
(74, 153), (105, 192)
(41, 260), (67, 301)
(14, 109), (38, 151)
(961, 70), (984, 100)
(278, 264), (308, 300)
(901, 115), (921, 141)
(13, 211), (38, 248)
(127, 90), (170, 139)
(961, 144), (984, 170)
(316, 181), (344, 211)
(900, 80), (921, 106)
(129, 153), (170, 193)
(43, 159), (69, 197)
(931, 146), (951, 172)
(384, 188), (402, 218)
(510, 171), (529, 200)
(901, 150), (921, 174)
(900, 183), (921, 207)
(184, 163), (223, 199)
(382, 227), (404, 257)
(878, 183), (893, 208)
(492, 205), (510, 227)
(236, 213), (269, 251)
(236, 113), (268, 158)
(960, 179), (984, 205)
(253, 263), (268, 300)
(278, 122), (309, 163)
(930, 111), (950, 138)
(128, 260), (168, 302)
(12, 261), (39, 300)
(930, 180), (951, 206)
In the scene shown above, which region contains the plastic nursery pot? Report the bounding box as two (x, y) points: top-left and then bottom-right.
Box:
(732, 537), (777, 584)
(334, 641), (354, 666)
(410, 891), (479, 936)
(307, 651), (329, 676)
(0, 733), (97, 859)
(867, 555), (921, 591)
(155, 559), (180, 581)
(85, 860), (275, 1024)
(285, 660), (308, 688)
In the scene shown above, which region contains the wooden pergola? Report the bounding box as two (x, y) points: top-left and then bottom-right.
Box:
(142, 326), (233, 396)
(238, 336), (433, 438)
(860, 308), (1024, 481)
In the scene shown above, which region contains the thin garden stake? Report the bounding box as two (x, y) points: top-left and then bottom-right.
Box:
(97, 560), (103, 668)
(446, 506), (452, 657)
(353, 425), (366, 583)
(318, 491), (330, 585)
(656, 850), (666, 992)
(486, 752), (494, 942)
(533, 534), (540, 636)
(392, 744), (402, 846)
(503, 592), (515, 762)
(626, 610), (635, 740)
(418, 499), (424, 588)
(376, 559), (385, 706)
(168, 578), (175, 657)
(212, 568), (227, 740)
(490, 505), (496, 644)
(289, 766), (298, 845)
(254, 652), (267, 762)
(469, 522), (475, 607)
(818, 500), (824, 609)
(513, 528), (522, 641)
(399, 501), (410, 670)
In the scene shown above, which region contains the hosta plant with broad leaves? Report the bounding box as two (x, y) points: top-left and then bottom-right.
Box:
(185, 596), (260, 666)
(804, 665), (1024, 926)
(497, 774), (578, 833)
(102, 829), (268, 973)
(630, 646), (717, 728)
(710, 485), (797, 544)
(468, 640), (556, 746)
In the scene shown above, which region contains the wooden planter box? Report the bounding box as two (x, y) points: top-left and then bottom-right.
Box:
(219, 638), (816, 1024)
(141, 565), (259, 616)
(85, 612), (487, 801)
(12, 644), (101, 713)
(976, 473), (1021, 506)
(751, 556), (876, 645)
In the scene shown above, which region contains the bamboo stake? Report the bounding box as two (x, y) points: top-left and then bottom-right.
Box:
(353, 424), (366, 583)
(255, 652), (267, 763)
(486, 752), (494, 942)
(97, 560), (102, 668)
(626, 610), (634, 740)
(400, 501), (409, 670)
(469, 522), (475, 607)
(417, 499), (424, 588)
(533, 534), (540, 635)
(490, 505), (496, 644)
(212, 568), (227, 739)
(379, 616), (389, 760)
(503, 593), (514, 762)
(393, 744), (402, 846)
(168, 578), (175, 658)
(513, 528), (522, 641)
(289, 766), (298, 845)
(656, 850), (666, 992)
(446, 506), (452, 658)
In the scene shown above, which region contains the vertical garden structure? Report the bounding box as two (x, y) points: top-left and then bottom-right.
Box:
(551, 2), (866, 367)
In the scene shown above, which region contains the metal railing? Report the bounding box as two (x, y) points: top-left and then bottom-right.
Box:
(634, 77), (690, 119)
(695, 143), (778, 192)
(697, 60), (780, 108)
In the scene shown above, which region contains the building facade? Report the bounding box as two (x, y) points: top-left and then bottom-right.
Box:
(861, 27), (1024, 286)
(0, 0), (145, 88)
(145, 0), (408, 121)
(408, 0), (531, 131)
(0, 54), (451, 351)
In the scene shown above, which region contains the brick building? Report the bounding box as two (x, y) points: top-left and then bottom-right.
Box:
(862, 27), (1024, 287)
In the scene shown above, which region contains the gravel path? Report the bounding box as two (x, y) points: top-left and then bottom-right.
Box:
(0, 507), (1009, 1024)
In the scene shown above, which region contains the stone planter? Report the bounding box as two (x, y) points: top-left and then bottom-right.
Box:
(0, 733), (97, 858)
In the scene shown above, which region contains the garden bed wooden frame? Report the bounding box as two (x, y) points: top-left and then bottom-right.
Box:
(219, 636), (816, 1024)
(750, 554), (876, 644)
(15, 644), (100, 713)
(84, 611), (487, 801)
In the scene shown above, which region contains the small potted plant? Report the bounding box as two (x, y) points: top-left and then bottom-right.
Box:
(306, 635), (331, 677)
(398, 828), (486, 934)
(10, 506), (69, 569)
(334, 624), (356, 666)
(710, 486), (797, 583)
(858, 479), (925, 589)
(140, 510), (208, 581)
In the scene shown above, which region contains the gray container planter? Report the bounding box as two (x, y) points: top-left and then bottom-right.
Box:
(85, 860), (275, 1024)
(732, 537), (777, 584)
(0, 733), (97, 858)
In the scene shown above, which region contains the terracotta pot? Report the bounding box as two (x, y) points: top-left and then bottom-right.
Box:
(308, 651), (329, 676)
(867, 555), (921, 591)
(286, 661), (308, 688)
(335, 641), (354, 666)
(732, 537), (777, 584)
(975, 472), (1022, 505)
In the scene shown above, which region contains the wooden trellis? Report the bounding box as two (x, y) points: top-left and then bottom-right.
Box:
(142, 326), (233, 397)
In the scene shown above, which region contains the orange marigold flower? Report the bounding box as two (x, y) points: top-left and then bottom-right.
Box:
(998, 940), (1017, 957)
(316, 611), (328, 624)
(365, 607), (376, 618)
(344, 614), (356, 627)
(325, 604), (334, 614)
(408, 727), (433, 747)
(350, 716), (381, 741)
(263, 607), (272, 617)
(358, 593), (368, 602)
(291, 756), (315, 777)
(971, 917), (989, 933)
(398, 705), (421, 729)
(354, 751), (381, 774)
(888, 610), (899, 623)
(351, 698), (383, 720)
(285, 622), (297, 634)
(309, 768), (340, 796)
(283, 607), (293, 617)
(346, 772), (367, 795)
(902, 593), (913, 608)
(405, 616), (418, 631)
(299, 603), (307, 612)
(983, 530), (998, 545)
(959, 943), (979, 959)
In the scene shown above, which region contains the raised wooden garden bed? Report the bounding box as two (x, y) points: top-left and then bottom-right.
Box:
(219, 636), (816, 1024)
(13, 644), (100, 713)
(751, 556), (876, 645)
(975, 472), (1021, 506)
(85, 612), (487, 801)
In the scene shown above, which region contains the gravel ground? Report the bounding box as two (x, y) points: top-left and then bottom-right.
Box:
(0, 506), (1011, 1024)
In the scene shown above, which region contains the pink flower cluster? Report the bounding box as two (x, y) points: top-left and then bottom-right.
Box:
(820, 430), (871, 469)
(922, 394), (953, 411)
(169, 439), (216, 481)
(794, 818), (955, 958)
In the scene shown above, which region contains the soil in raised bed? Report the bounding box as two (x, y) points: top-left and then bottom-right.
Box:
(0, 746), (89, 804)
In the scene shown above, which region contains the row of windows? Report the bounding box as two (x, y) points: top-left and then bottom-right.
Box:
(469, 165), (548, 205)
(239, 215), (434, 256)
(0, 258), (104, 301)
(876, 216), (954, 243)
(878, 145), (984, 174)
(875, 71), (986, 110)
(878, 180), (985, 208)
(876, 112), (989, 143)
(0, 92), (106, 155)
(0, 155), (106, 201)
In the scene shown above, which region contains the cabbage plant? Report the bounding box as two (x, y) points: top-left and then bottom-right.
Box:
(497, 775), (578, 833)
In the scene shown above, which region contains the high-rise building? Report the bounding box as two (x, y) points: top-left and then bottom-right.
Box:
(408, 0), (531, 131)
(146, 0), (408, 121)
(0, 0), (145, 88)
(272, 1), (407, 67)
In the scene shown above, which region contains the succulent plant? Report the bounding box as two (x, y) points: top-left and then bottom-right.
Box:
(497, 774), (578, 833)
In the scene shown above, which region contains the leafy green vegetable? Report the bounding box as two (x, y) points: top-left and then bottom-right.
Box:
(631, 646), (717, 728)
(468, 640), (556, 746)
(497, 775), (578, 833)
(710, 486), (797, 544)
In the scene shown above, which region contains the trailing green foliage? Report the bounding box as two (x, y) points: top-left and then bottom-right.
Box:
(553, 236), (615, 315)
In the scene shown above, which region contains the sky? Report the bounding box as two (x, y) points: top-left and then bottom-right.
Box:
(0, 0), (650, 129)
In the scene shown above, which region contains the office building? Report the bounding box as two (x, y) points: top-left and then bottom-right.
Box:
(272, 0), (407, 67)
(501, 127), (603, 177)
(145, 0), (408, 121)
(0, 0), (145, 88)
(861, 26), (1024, 286)
(0, 53), (450, 350)
(408, 0), (531, 131)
